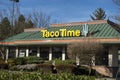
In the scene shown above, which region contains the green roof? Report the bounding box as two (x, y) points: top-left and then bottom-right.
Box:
(3, 22), (120, 42)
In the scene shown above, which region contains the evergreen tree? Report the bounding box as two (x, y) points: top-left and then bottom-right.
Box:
(13, 14), (34, 34)
(13, 14), (26, 34)
(0, 17), (11, 40)
(90, 8), (106, 20)
(26, 20), (34, 28)
(18, 14), (25, 23)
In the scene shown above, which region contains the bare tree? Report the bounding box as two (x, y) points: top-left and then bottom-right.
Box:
(0, 9), (9, 22)
(113, 0), (120, 6)
(29, 10), (51, 28)
(112, 0), (120, 23)
(0, 11), (4, 22)
(0, 5), (20, 26)
(67, 39), (103, 66)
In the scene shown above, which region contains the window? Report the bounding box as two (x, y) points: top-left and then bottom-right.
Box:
(19, 49), (26, 57)
(40, 47), (49, 60)
(9, 48), (16, 58)
(29, 48), (37, 56)
(118, 49), (120, 65)
(52, 47), (62, 59)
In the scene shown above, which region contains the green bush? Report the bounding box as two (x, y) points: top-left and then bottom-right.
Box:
(47, 59), (75, 65)
(72, 66), (96, 76)
(56, 64), (76, 73)
(36, 63), (76, 73)
(14, 57), (26, 65)
(10, 64), (37, 71)
(0, 70), (96, 80)
(14, 56), (44, 65)
(7, 58), (15, 66)
(25, 56), (44, 64)
(36, 64), (52, 73)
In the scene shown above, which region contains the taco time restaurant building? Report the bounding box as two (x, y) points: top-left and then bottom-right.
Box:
(0, 20), (120, 67)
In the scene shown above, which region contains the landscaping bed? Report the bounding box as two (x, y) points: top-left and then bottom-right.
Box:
(0, 70), (96, 80)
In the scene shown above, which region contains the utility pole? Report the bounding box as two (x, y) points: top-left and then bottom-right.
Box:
(10, 0), (19, 27)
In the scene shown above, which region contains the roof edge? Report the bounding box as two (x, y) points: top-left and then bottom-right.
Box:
(50, 20), (108, 27)
(107, 20), (120, 32)
(24, 28), (45, 32)
(1, 38), (120, 46)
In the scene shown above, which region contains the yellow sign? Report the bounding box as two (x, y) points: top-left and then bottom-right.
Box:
(41, 29), (81, 38)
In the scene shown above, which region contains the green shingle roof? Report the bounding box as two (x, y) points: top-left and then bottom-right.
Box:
(3, 22), (120, 42)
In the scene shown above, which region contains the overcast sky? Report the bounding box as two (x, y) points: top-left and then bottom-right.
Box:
(0, 0), (119, 23)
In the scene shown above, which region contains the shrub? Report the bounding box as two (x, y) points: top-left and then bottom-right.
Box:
(36, 64), (52, 73)
(25, 56), (44, 64)
(14, 57), (26, 65)
(0, 63), (8, 69)
(7, 58), (15, 66)
(55, 59), (75, 65)
(10, 63), (76, 73)
(0, 70), (96, 80)
(10, 64), (37, 71)
(47, 59), (75, 65)
(36, 64), (76, 73)
(0, 58), (8, 69)
(10, 63), (52, 72)
(56, 64), (76, 73)
(72, 66), (96, 76)
(13, 56), (44, 65)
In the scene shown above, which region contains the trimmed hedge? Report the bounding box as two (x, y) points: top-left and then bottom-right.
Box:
(14, 57), (26, 65)
(25, 56), (44, 64)
(36, 64), (52, 73)
(47, 59), (75, 65)
(72, 66), (96, 76)
(10, 63), (97, 76)
(10, 64), (76, 73)
(14, 57), (44, 65)
(56, 64), (76, 73)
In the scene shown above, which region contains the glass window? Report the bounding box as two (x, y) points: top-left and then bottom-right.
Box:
(9, 48), (16, 58)
(29, 48), (37, 56)
(19, 49), (26, 57)
(118, 49), (120, 65)
(52, 47), (62, 59)
(40, 47), (49, 60)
